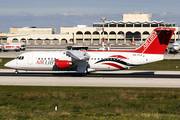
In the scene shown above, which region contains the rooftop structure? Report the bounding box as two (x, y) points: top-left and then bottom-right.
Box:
(93, 13), (175, 28)
(123, 13), (152, 21)
(10, 27), (56, 34)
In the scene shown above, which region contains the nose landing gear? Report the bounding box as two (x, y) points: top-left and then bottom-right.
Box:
(15, 69), (19, 75)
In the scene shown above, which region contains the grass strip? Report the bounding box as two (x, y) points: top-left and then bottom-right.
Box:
(130, 59), (180, 71)
(0, 86), (180, 119)
(0, 58), (14, 69)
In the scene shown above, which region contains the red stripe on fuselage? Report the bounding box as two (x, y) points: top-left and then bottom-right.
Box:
(103, 63), (124, 69)
(109, 55), (128, 59)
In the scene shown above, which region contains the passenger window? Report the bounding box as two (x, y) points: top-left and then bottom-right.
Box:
(44, 58), (46, 60)
(48, 58), (50, 60)
(94, 58), (96, 60)
(38, 58), (40, 60)
(41, 58), (43, 60)
(91, 58), (93, 60)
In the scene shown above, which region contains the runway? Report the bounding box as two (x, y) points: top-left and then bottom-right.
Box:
(0, 70), (180, 87)
(1, 71), (180, 78)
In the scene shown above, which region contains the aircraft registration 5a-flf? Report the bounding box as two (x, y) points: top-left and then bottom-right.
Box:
(5, 27), (175, 74)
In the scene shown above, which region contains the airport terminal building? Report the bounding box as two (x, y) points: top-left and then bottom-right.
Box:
(0, 13), (179, 45)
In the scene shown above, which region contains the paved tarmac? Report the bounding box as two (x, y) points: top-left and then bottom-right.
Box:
(0, 69), (180, 87)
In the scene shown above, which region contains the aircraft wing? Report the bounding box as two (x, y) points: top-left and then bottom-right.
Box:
(66, 50), (89, 60)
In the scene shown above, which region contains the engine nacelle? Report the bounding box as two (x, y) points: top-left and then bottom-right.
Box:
(55, 59), (73, 68)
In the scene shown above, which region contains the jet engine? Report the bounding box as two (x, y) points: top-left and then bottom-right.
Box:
(55, 59), (73, 68)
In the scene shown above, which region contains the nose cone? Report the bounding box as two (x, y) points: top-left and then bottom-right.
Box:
(4, 59), (17, 69)
(172, 46), (179, 51)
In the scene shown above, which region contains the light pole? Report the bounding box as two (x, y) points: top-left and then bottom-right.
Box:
(101, 17), (106, 49)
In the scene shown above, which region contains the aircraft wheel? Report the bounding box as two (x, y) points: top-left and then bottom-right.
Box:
(85, 67), (90, 74)
(78, 73), (86, 76)
(15, 70), (19, 75)
(86, 71), (90, 74)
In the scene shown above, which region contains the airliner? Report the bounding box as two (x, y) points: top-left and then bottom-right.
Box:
(166, 40), (180, 53)
(4, 27), (175, 74)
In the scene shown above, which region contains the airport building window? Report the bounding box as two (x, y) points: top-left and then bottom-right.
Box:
(143, 24), (150, 27)
(135, 24), (141, 27)
(151, 24), (158, 27)
(109, 24), (116, 27)
(118, 24), (125, 27)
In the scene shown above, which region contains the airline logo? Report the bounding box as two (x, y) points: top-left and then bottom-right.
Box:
(36, 60), (44, 65)
(36, 60), (54, 65)
(143, 31), (157, 51)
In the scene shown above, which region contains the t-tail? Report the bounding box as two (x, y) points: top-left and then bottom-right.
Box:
(134, 27), (175, 54)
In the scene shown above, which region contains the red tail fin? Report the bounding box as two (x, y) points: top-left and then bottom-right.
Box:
(135, 27), (175, 54)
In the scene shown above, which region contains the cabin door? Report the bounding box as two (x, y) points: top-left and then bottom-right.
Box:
(28, 53), (33, 65)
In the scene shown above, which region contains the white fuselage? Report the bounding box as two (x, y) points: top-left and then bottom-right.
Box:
(5, 51), (164, 72)
(172, 41), (180, 51)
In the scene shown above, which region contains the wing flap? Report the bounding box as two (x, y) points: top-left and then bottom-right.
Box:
(66, 50), (89, 60)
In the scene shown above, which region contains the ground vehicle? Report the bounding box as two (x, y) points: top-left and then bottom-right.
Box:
(20, 45), (26, 51)
(3, 44), (21, 52)
(3, 43), (26, 52)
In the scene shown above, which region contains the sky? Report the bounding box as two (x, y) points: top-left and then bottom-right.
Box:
(0, 0), (180, 33)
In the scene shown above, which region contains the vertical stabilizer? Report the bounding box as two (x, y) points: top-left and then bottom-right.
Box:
(134, 28), (175, 54)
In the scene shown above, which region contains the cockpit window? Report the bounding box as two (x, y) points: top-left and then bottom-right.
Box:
(173, 45), (178, 47)
(16, 56), (24, 60)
